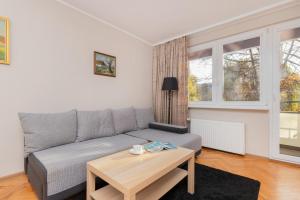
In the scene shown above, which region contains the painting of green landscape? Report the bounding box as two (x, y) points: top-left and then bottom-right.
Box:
(94, 51), (116, 77)
(0, 17), (9, 64)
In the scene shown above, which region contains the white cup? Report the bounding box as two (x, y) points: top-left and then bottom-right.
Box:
(133, 145), (144, 154)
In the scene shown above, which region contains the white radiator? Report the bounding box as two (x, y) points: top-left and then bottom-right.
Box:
(190, 119), (245, 155)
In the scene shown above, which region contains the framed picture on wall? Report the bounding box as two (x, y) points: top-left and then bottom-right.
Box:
(94, 51), (116, 77)
(0, 17), (10, 65)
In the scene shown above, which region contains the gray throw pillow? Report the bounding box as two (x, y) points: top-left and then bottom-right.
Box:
(76, 109), (115, 142)
(135, 108), (155, 129)
(18, 110), (77, 157)
(112, 107), (137, 134)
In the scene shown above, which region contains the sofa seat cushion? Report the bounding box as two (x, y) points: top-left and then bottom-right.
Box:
(32, 134), (148, 196)
(126, 129), (202, 152)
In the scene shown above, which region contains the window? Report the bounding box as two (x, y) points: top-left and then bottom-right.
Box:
(280, 27), (300, 112)
(188, 30), (267, 109)
(188, 48), (213, 102)
(223, 37), (260, 101)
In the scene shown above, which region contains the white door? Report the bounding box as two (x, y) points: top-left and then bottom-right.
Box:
(271, 19), (300, 164)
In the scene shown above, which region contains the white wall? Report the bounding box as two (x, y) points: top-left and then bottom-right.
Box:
(0, 0), (152, 177)
(189, 2), (300, 46)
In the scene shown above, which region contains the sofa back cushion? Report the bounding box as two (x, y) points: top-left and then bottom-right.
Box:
(112, 107), (137, 134)
(76, 109), (115, 142)
(19, 110), (77, 157)
(135, 108), (155, 129)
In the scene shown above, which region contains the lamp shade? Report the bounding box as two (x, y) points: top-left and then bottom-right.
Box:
(162, 77), (178, 91)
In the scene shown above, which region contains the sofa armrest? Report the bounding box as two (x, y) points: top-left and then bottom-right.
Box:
(149, 122), (188, 134)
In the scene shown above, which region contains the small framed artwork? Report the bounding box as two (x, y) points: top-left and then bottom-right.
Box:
(0, 17), (9, 65)
(94, 51), (116, 77)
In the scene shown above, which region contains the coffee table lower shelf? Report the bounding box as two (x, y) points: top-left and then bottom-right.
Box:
(90, 168), (187, 200)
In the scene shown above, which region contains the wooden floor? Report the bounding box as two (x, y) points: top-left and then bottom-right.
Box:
(197, 148), (300, 200)
(0, 148), (300, 200)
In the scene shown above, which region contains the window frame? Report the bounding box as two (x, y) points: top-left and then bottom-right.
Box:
(188, 29), (269, 110)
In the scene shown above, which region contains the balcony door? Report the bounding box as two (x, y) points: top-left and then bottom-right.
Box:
(271, 19), (300, 164)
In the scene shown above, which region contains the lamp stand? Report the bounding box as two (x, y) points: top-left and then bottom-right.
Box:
(167, 90), (172, 124)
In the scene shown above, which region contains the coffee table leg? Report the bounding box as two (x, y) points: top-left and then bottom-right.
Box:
(188, 155), (195, 194)
(87, 168), (96, 200)
(124, 193), (136, 200)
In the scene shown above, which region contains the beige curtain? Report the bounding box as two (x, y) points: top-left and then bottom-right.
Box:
(152, 37), (188, 126)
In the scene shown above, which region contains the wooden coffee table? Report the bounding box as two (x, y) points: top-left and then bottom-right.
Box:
(86, 147), (195, 200)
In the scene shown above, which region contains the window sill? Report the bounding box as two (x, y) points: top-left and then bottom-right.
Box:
(188, 104), (270, 111)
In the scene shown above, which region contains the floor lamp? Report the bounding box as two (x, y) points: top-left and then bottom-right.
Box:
(162, 77), (178, 124)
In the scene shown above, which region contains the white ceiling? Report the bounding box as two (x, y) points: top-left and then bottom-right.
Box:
(59, 0), (291, 45)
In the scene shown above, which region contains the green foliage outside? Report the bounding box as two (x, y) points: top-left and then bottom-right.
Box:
(188, 75), (199, 101)
(188, 47), (260, 102)
(223, 48), (260, 101)
(280, 39), (300, 112)
(188, 38), (300, 109)
(280, 65), (300, 112)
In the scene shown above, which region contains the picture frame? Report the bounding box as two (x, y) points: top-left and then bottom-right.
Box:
(94, 51), (116, 77)
(0, 17), (10, 65)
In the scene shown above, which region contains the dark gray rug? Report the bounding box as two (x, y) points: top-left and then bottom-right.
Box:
(69, 164), (260, 200)
(161, 164), (260, 200)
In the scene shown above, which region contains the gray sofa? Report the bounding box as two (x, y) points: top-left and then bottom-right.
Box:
(19, 107), (202, 200)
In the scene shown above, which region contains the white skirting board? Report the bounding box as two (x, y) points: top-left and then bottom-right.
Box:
(190, 119), (245, 155)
